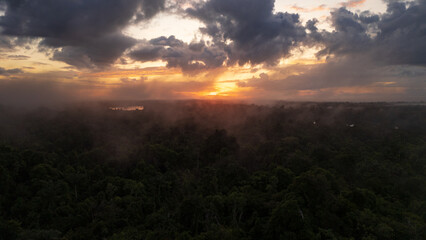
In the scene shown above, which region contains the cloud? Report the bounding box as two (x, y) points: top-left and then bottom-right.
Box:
(129, 0), (310, 72)
(313, 8), (377, 58)
(129, 36), (227, 74)
(236, 56), (426, 101)
(0, 36), (34, 50)
(0, 0), (166, 68)
(0, 66), (218, 107)
(186, 0), (307, 66)
(340, 0), (367, 8)
(288, 0), (426, 101)
(149, 35), (184, 47)
(375, 0), (426, 65)
(135, 0), (166, 21)
(0, 67), (23, 76)
(7, 55), (30, 60)
(0, 0), (425, 102)
(313, 0), (426, 66)
(0, 36), (14, 49)
(129, 46), (165, 62)
(52, 33), (137, 69)
(290, 4), (328, 13)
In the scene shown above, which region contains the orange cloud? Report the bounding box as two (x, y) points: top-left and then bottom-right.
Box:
(340, 0), (366, 8)
(290, 4), (328, 13)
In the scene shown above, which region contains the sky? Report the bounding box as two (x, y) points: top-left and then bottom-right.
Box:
(0, 0), (425, 105)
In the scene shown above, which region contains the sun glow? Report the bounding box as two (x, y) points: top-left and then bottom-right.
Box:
(193, 81), (242, 98)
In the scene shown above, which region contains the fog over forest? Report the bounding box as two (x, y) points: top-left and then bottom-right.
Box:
(1, 101), (426, 239)
(1, 0), (426, 238)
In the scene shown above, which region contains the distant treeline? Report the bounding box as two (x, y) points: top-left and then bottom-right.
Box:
(1, 101), (426, 239)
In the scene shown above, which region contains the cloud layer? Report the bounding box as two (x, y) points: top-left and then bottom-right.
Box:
(0, 0), (166, 68)
(314, 0), (426, 66)
(129, 36), (227, 73)
(234, 0), (426, 100)
(0, 0), (425, 102)
(187, 0), (306, 66)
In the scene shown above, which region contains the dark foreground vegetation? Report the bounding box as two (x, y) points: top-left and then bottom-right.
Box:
(1, 101), (426, 240)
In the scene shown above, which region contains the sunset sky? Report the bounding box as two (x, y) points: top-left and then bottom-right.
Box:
(0, 0), (425, 105)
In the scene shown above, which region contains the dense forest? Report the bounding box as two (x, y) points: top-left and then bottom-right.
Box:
(1, 101), (426, 240)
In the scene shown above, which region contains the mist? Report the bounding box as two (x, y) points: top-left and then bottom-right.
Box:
(1, 100), (426, 238)
(1, 0), (426, 238)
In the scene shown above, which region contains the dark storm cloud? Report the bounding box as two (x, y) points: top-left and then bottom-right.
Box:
(186, 0), (307, 66)
(130, 0), (308, 71)
(375, 0), (426, 65)
(135, 0), (166, 21)
(52, 33), (137, 68)
(129, 45), (164, 62)
(149, 35), (184, 47)
(314, 0), (426, 66)
(0, 35), (34, 50)
(260, 0), (426, 101)
(129, 36), (226, 73)
(128, 0), (425, 77)
(0, 0), (166, 68)
(314, 8), (377, 57)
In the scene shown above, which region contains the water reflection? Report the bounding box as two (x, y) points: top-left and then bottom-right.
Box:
(109, 106), (144, 111)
